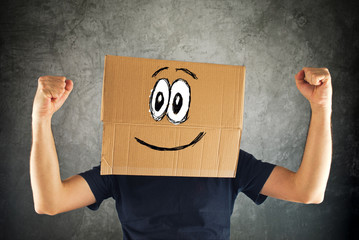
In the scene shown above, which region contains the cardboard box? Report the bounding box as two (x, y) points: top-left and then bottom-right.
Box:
(100, 55), (245, 177)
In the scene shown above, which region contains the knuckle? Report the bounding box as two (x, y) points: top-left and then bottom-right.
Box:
(320, 68), (330, 75)
(57, 88), (65, 95)
(56, 80), (66, 89)
(38, 76), (46, 83)
(38, 81), (46, 89)
(39, 85), (46, 91)
(40, 88), (51, 98)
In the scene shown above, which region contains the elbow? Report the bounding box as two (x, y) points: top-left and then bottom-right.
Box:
(33, 190), (64, 216)
(34, 202), (59, 216)
(301, 192), (325, 204)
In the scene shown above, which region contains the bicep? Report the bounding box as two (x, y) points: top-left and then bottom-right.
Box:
(260, 166), (302, 203)
(56, 175), (96, 214)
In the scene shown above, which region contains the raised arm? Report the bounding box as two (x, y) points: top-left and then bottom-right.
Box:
(30, 76), (95, 215)
(260, 68), (332, 204)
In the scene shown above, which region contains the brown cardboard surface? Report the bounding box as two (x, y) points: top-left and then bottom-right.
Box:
(100, 55), (245, 177)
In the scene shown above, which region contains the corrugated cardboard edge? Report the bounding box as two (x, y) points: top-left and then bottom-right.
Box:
(239, 66), (246, 136)
(100, 56), (107, 122)
(233, 66), (245, 178)
(100, 57), (110, 175)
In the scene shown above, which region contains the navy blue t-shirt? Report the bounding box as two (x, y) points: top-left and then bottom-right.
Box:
(79, 149), (275, 240)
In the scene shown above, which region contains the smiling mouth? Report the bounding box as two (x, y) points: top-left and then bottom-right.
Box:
(134, 132), (206, 151)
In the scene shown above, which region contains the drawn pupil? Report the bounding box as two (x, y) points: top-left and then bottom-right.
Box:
(155, 92), (164, 111)
(173, 93), (183, 115)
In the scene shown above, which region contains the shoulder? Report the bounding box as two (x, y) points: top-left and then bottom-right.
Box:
(237, 149), (257, 167)
(239, 149), (253, 160)
(79, 165), (116, 197)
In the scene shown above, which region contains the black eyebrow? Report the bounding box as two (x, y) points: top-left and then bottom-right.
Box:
(152, 67), (169, 77)
(176, 68), (198, 79)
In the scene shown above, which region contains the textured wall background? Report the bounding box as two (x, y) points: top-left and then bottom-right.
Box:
(1, 0), (358, 239)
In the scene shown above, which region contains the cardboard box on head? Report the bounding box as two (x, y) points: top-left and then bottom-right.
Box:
(100, 55), (245, 177)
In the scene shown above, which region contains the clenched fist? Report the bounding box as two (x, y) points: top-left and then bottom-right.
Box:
(295, 68), (332, 112)
(32, 76), (73, 122)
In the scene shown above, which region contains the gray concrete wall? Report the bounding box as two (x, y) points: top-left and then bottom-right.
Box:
(1, 0), (358, 239)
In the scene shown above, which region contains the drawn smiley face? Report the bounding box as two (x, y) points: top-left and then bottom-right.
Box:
(135, 67), (206, 151)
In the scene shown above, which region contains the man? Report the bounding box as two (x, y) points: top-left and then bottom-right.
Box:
(30, 67), (332, 239)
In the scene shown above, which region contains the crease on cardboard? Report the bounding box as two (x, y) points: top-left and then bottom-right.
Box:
(199, 128), (205, 176)
(216, 76), (225, 177)
(105, 122), (240, 129)
(175, 128), (180, 176)
(235, 70), (240, 123)
(216, 128), (223, 177)
(125, 124), (130, 174)
(110, 123), (116, 174)
(173, 129), (178, 176)
(218, 131), (226, 177)
(220, 75), (225, 128)
(101, 155), (113, 174)
(231, 71), (236, 123)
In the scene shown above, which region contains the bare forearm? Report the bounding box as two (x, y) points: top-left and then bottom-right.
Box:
(260, 68), (332, 204)
(30, 118), (64, 214)
(295, 107), (332, 203)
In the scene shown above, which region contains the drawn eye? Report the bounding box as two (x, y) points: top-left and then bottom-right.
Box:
(149, 78), (170, 121)
(167, 79), (191, 124)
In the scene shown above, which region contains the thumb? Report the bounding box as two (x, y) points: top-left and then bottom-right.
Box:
(64, 79), (74, 93)
(53, 79), (74, 109)
(295, 69), (305, 81)
(295, 69), (308, 89)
